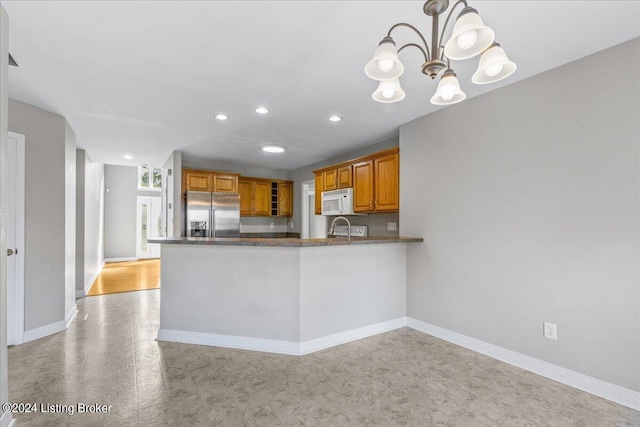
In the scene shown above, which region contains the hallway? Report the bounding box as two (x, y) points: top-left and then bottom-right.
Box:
(8, 290), (638, 426)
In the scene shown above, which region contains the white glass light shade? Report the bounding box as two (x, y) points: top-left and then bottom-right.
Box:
(472, 43), (517, 84)
(262, 145), (285, 153)
(444, 8), (495, 60)
(364, 37), (404, 81)
(430, 72), (466, 105)
(372, 78), (406, 103)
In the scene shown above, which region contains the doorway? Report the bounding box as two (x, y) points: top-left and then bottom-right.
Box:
(301, 179), (326, 239)
(7, 131), (25, 346)
(136, 196), (161, 259)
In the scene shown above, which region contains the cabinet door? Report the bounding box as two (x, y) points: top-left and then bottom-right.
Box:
(337, 165), (352, 188)
(254, 181), (272, 216)
(278, 182), (293, 216)
(323, 169), (338, 191)
(238, 179), (253, 216)
(314, 173), (323, 215)
(353, 160), (374, 212)
(374, 153), (399, 211)
(213, 174), (237, 192)
(185, 171), (212, 192)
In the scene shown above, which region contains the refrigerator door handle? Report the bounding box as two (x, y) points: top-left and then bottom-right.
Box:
(210, 208), (214, 238)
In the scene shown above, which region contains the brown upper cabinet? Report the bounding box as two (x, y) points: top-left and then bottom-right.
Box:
(313, 147), (399, 214)
(322, 165), (352, 191)
(277, 181), (293, 217)
(238, 177), (292, 217)
(183, 169), (239, 193)
(239, 178), (274, 216)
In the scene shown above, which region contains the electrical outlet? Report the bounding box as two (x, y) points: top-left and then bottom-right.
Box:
(270, 222), (274, 229)
(387, 222), (397, 231)
(290, 222), (294, 229)
(239, 222), (242, 229)
(543, 322), (558, 340)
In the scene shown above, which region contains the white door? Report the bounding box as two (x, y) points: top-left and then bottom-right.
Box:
(137, 196), (162, 259)
(7, 132), (25, 346)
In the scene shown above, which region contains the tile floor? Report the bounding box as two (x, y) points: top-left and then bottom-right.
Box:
(8, 290), (640, 426)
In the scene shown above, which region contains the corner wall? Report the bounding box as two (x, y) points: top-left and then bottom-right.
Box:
(400, 38), (640, 391)
(8, 99), (69, 334)
(76, 149), (105, 297)
(104, 164), (160, 259)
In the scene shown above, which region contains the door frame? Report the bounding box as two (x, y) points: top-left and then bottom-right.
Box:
(7, 131), (25, 345)
(136, 195), (161, 259)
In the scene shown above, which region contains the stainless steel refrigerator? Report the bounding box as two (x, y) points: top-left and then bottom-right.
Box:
(186, 191), (240, 237)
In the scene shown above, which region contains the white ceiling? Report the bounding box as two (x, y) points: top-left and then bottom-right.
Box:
(3, 1), (639, 171)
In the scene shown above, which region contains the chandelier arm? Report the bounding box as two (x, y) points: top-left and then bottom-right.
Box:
(438, 0), (468, 54)
(397, 43), (429, 63)
(387, 23), (431, 60)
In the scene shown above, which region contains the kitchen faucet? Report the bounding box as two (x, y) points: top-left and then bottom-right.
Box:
(329, 216), (351, 238)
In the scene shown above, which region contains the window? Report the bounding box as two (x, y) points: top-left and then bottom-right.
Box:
(138, 166), (162, 191)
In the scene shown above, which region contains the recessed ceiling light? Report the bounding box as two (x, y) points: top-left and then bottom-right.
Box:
(262, 145), (286, 153)
(255, 107), (270, 114)
(124, 154), (134, 160)
(214, 114), (229, 121)
(328, 115), (342, 122)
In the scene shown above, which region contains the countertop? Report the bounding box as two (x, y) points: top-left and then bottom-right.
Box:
(148, 236), (423, 247)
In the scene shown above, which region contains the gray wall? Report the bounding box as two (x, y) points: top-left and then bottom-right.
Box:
(8, 99), (68, 331)
(0, 3), (9, 411)
(104, 165), (159, 259)
(400, 38), (640, 392)
(76, 149), (105, 295)
(288, 137), (399, 235)
(64, 122), (76, 318)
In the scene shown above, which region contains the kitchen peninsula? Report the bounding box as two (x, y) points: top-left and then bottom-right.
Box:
(150, 236), (422, 355)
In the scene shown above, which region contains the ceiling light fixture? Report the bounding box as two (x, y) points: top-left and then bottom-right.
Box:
(214, 114), (229, 121)
(365, 0), (516, 106)
(255, 107), (270, 114)
(328, 115), (342, 122)
(262, 145), (286, 153)
(124, 154), (134, 160)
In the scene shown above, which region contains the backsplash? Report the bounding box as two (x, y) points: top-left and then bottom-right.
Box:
(325, 212), (400, 237)
(240, 216), (289, 233)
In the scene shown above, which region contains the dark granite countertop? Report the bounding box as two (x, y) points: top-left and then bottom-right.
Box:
(149, 236), (423, 247)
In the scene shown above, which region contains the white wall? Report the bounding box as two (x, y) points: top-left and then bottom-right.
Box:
(104, 164), (159, 259)
(0, 4), (10, 420)
(162, 150), (182, 238)
(400, 38), (640, 392)
(8, 99), (70, 333)
(76, 149), (105, 296)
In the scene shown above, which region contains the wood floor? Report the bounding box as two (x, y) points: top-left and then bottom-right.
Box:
(87, 259), (160, 296)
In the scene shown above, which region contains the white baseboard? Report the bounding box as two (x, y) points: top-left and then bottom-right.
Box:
(65, 305), (78, 328)
(157, 317), (407, 356)
(0, 411), (15, 427)
(23, 320), (66, 343)
(406, 317), (640, 411)
(157, 329), (301, 355)
(104, 257), (138, 263)
(300, 317), (407, 355)
(82, 265), (103, 297)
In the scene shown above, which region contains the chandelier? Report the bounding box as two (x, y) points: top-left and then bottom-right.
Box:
(365, 0), (516, 105)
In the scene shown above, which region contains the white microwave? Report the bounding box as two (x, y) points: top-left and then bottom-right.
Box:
(321, 188), (366, 216)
